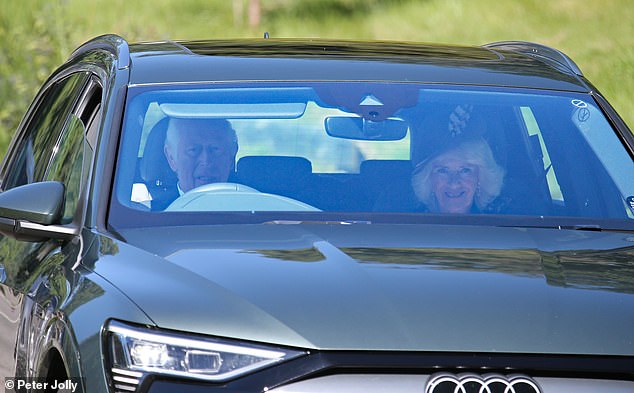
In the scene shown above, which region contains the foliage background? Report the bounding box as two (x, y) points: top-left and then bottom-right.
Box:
(1, 0), (632, 158)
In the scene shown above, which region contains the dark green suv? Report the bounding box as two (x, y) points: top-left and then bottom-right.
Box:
(0, 35), (633, 393)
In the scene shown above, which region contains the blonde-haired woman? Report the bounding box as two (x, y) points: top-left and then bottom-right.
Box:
(411, 137), (504, 213)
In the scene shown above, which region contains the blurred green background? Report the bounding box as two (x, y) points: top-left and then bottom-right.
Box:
(1, 0), (632, 158)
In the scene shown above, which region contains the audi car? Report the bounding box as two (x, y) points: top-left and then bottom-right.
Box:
(0, 35), (633, 393)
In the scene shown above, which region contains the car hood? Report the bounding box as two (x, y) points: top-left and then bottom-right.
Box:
(94, 224), (634, 354)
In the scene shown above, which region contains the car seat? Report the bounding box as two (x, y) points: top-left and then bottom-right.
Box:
(139, 117), (179, 208)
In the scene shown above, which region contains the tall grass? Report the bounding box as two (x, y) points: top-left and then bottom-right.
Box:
(0, 0), (632, 157)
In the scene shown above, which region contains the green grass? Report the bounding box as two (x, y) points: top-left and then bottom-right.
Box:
(1, 0), (632, 158)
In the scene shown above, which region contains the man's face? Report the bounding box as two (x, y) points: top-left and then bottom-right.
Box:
(165, 126), (236, 193)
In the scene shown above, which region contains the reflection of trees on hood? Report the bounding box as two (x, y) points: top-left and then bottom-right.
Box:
(555, 248), (634, 294)
(340, 247), (634, 295)
(242, 247), (325, 262)
(342, 247), (542, 274)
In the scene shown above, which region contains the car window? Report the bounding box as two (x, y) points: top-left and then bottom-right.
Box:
(44, 78), (102, 223)
(43, 114), (86, 223)
(110, 83), (634, 226)
(2, 72), (89, 191)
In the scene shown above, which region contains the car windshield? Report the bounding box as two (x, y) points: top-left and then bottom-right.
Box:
(110, 82), (634, 229)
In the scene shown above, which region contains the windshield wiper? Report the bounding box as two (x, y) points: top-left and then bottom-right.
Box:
(264, 220), (372, 225)
(557, 224), (634, 233)
(561, 224), (602, 231)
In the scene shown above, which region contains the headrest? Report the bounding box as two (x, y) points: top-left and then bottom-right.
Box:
(140, 117), (178, 190)
(237, 156), (312, 186)
(360, 160), (412, 177)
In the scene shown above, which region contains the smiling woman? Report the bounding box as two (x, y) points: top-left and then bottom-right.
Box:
(411, 137), (504, 214)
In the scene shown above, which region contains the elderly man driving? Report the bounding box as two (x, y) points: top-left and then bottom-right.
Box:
(163, 118), (239, 196)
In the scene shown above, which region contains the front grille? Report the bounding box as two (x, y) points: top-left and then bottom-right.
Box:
(267, 374), (634, 393)
(142, 352), (634, 393)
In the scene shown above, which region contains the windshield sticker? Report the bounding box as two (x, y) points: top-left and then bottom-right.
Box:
(627, 196), (634, 213)
(571, 99), (588, 108)
(577, 107), (590, 122)
(571, 99), (590, 123)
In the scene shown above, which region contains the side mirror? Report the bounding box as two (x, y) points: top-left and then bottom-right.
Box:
(0, 181), (76, 241)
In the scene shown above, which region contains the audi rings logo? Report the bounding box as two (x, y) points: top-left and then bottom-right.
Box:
(425, 373), (542, 393)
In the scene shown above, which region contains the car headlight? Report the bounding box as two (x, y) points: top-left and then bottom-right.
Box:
(104, 320), (306, 390)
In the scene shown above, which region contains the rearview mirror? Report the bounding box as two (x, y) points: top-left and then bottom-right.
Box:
(325, 116), (408, 141)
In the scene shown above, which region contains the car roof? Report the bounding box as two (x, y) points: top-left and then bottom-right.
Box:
(125, 39), (589, 92)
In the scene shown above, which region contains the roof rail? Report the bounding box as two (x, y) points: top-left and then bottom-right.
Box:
(70, 34), (130, 70)
(483, 41), (583, 76)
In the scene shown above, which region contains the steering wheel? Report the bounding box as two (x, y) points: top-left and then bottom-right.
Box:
(165, 182), (320, 212)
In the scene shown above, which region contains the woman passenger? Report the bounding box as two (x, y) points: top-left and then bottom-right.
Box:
(411, 137), (504, 213)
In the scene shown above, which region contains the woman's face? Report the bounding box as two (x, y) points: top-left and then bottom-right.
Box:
(429, 150), (479, 213)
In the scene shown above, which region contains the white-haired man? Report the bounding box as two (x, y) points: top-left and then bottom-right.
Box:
(163, 117), (238, 197)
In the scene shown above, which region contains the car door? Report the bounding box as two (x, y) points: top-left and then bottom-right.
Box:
(0, 70), (102, 378)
